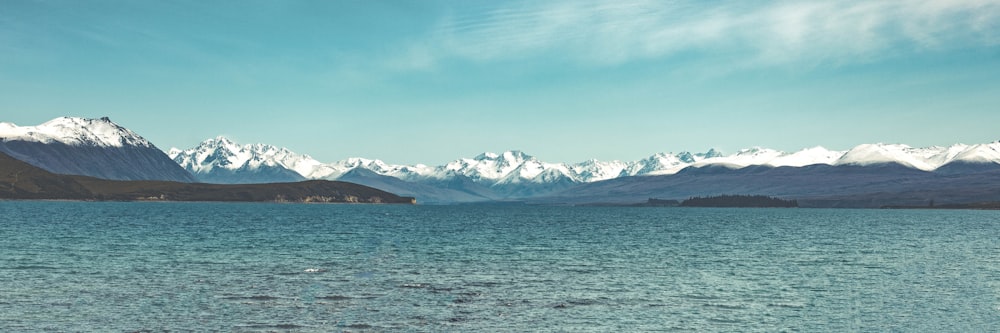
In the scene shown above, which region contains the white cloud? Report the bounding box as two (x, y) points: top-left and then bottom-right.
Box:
(401, 0), (1000, 70)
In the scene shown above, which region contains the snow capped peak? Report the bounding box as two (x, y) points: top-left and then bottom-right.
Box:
(694, 146), (846, 168)
(205, 135), (236, 145)
(474, 150), (533, 163)
(836, 143), (934, 170)
(692, 147), (783, 168)
(335, 157), (392, 172)
(442, 150), (540, 181)
(736, 147), (783, 159)
(673, 149), (724, 164)
(702, 148), (724, 159)
(191, 136), (246, 153)
(171, 135), (1000, 188)
(832, 143), (993, 171)
(736, 147), (767, 155)
(494, 158), (554, 185)
(0, 116), (154, 148)
(768, 146), (843, 167)
(503, 150), (532, 160)
(626, 152), (694, 176)
(170, 136), (322, 176)
(299, 156), (438, 181)
(951, 142), (1000, 164)
(800, 146), (835, 153)
(474, 152), (499, 160)
(569, 158), (628, 182)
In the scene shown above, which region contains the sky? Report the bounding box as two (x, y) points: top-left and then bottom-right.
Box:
(2, 0), (1000, 165)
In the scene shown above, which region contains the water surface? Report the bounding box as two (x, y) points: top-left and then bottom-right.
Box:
(1, 202), (997, 331)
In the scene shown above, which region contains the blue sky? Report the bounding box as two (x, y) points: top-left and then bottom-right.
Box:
(2, 0), (999, 164)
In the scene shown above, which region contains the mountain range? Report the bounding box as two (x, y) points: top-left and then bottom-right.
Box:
(169, 137), (733, 201)
(167, 135), (1000, 205)
(4, 116), (1000, 206)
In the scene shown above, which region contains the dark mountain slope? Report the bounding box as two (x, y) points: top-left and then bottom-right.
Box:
(0, 150), (94, 199)
(186, 163), (306, 184)
(0, 117), (195, 182)
(0, 140), (196, 182)
(539, 163), (1000, 208)
(0, 152), (413, 204)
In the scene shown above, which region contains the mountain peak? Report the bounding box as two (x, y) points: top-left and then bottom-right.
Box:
(171, 136), (1000, 192)
(502, 150), (532, 161)
(837, 143), (936, 170)
(171, 136), (323, 182)
(473, 150), (533, 162)
(0, 116), (194, 182)
(474, 152), (499, 161)
(475, 150), (524, 158)
(200, 136), (237, 146)
(2, 116), (154, 148)
(702, 148), (724, 158)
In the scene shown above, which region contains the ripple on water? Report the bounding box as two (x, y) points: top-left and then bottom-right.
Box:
(220, 295), (284, 301)
(315, 295), (352, 301)
(1, 203), (998, 332)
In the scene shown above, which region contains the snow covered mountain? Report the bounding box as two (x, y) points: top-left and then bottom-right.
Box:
(169, 137), (317, 184)
(835, 143), (993, 171)
(176, 137), (1000, 184)
(15, 117), (996, 204)
(680, 143), (1000, 171)
(0, 117), (195, 182)
(0, 116), (154, 148)
(950, 142), (1000, 165)
(172, 135), (1000, 202)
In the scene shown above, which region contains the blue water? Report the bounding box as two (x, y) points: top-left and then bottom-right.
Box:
(1, 202), (998, 332)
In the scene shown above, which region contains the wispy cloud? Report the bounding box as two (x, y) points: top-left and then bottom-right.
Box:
(397, 0), (1000, 70)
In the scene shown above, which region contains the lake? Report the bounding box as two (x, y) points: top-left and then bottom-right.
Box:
(1, 202), (997, 331)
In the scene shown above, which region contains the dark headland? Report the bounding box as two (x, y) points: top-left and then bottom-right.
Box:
(0, 152), (415, 204)
(881, 202), (1000, 210)
(680, 195), (798, 208)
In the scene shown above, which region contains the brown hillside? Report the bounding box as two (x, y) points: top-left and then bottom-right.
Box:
(0, 151), (93, 199)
